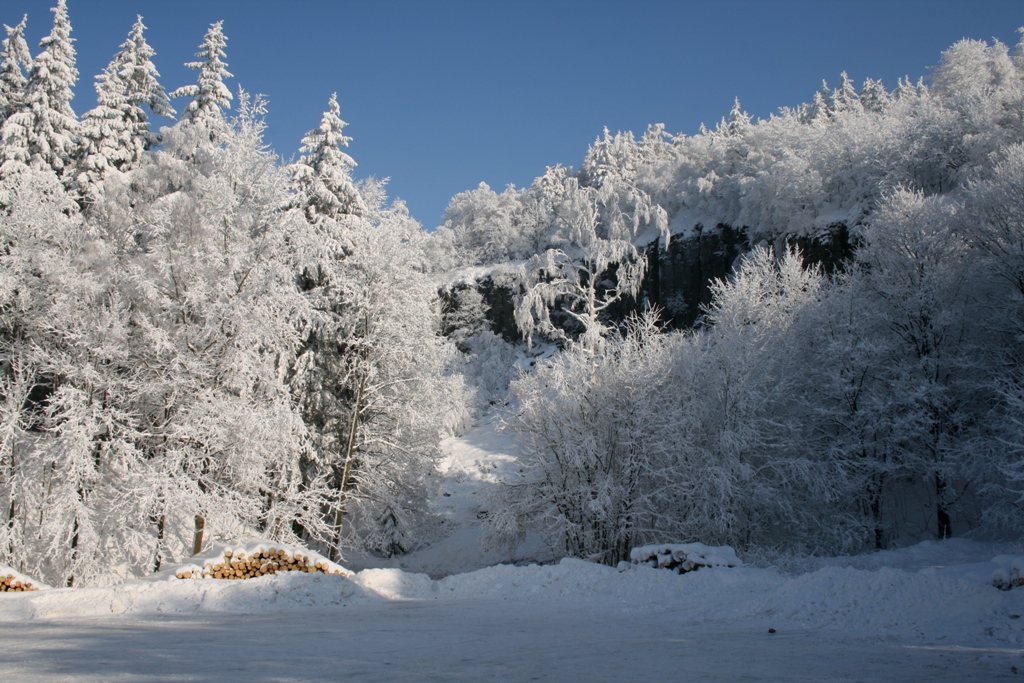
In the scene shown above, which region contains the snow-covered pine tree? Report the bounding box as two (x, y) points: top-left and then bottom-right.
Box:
(0, 16), (30, 126)
(578, 127), (639, 188)
(0, 0), (78, 181)
(169, 20), (231, 146)
(859, 77), (889, 114)
(76, 16), (175, 196)
(288, 97), (464, 556)
(289, 93), (366, 222)
(724, 97), (752, 136)
(802, 80), (832, 123)
(830, 71), (860, 112)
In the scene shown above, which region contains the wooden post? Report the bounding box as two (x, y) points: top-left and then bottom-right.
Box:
(192, 515), (205, 556)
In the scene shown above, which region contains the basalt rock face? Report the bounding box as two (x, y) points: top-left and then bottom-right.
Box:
(644, 223), (750, 328)
(643, 222), (854, 328)
(477, 273), (520, 342)
(442, 223), (854, 342)
(791, 222), (856, 275)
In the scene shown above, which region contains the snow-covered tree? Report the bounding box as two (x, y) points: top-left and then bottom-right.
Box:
(675, 247), (858, 549)
(76, 16), (175, 195)
(289, 179), (468, 558)
(0, 0), (78, 180)
(804, 80), (831, 122)
(514, 175), (650, 351)
(830, 71), (860, 112)
(724, 97), (752, 136)
(965, 142), (1024, 299)
(859, 77), (889, 114)
(0, 166), (144, 587)
(169, 20), (231, 140)
(289, 93), (365, 222)
(854, 189), (984, 539)
(439, 181), (525, 264)
(488, 311), (675, 565)
(0, 16), (30, 125)
(578, 127), (638, 187)
(111, 92), (335, 569)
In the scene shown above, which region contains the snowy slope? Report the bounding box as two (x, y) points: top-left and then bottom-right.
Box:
(344, 412), (550, 577)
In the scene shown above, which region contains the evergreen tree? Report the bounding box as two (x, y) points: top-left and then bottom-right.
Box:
(77, 16), (174, 193)
(0, 16), (30, 125)
(859, 77), (890, 114)
(170, 21), (232, 129)
(290, 93), (365, 221)
(724, 97), (751, 136)
(0, 0), (78, 180)
(830, 71), (860, 112)
(579, 127), (639, 187)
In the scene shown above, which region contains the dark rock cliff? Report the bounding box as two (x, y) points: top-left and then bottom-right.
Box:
(441, 223), (854, 343)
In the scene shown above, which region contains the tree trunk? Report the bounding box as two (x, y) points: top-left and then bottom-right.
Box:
(192, 515), (205, 556)
(152, 513), (165, 572)
(870, 472), (886, 549)
(935, 474), (952, 539)
(67, 513), (79, 587)
(331, 362), (368, 561)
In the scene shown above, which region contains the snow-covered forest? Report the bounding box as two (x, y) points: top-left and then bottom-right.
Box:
(1, 0), (1024, 590)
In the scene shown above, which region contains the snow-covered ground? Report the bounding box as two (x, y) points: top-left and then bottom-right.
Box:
(344, 413), (551, 577)
(1, 417), (1023, 681)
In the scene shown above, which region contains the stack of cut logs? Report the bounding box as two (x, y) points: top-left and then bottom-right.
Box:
(175, 548), (343, 581)
(1, 573), (38, 592)
(629, 543), (741, 575)
(993, 568), (1024, 590)
(991, 555), (1024, 591)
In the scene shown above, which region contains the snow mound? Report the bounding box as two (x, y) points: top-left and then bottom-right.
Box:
(626, 542), (742, 573)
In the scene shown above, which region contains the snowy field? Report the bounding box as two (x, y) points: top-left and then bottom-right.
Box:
(1, 419), (1023, 682)
(1, 545), (1023, 682)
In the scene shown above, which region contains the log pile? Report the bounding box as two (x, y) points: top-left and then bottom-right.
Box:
(174, 546), (347, 581)
(1, 573), (39, 592)
(992, 556), (1024, 591)
(628, 543), (741, 574)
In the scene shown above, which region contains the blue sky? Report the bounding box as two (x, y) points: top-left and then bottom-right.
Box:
(5, 0), (1024, 228)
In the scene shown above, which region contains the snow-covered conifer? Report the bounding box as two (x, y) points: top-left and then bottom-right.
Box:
(0, 0), (77, 181)
(289, 93), (365, 221)
(289, 175), (469, 557)
(803, 79), (832, 122)
(830, 71), (860, 112)
(724, 97), (751, 136)
(579, 127), (640, 188)
(77, 16), (174, 194)
(0, 16), (30, 125)
(638, 122), (672, 165)
(859, 77), (889, 113)
(170, 21), (232, 128)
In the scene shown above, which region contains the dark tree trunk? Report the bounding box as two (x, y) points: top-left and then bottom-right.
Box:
(936, 474), (952, 539)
